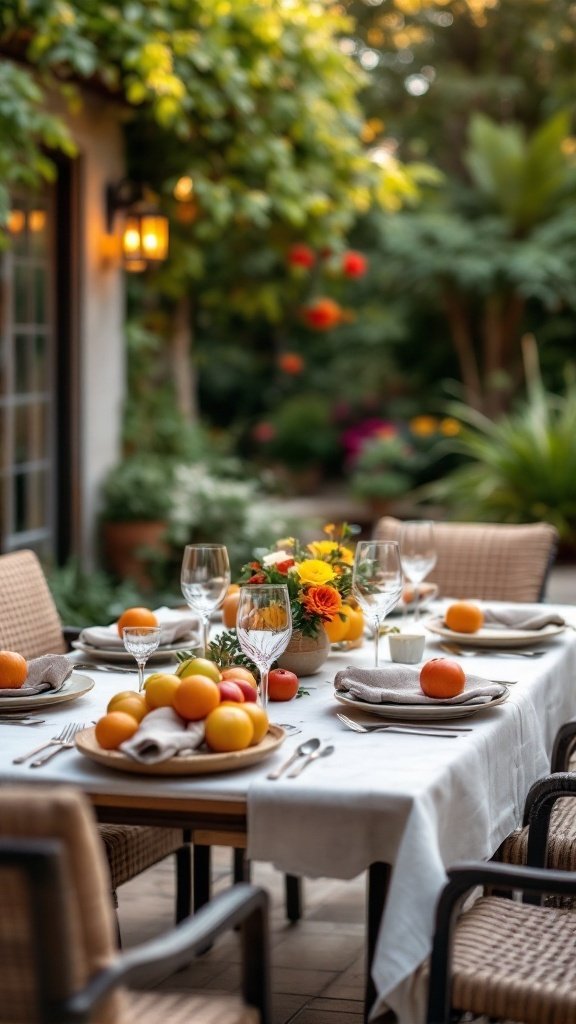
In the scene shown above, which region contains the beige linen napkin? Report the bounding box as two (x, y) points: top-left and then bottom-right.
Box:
(120, 707), (205, 764)
(0, 654), (73, 698)
(481, 607), (565, 630)
(334, 665), (505, 705)
(80, 606), (199, 649)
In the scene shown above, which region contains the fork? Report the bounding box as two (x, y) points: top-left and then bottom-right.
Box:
(336, 713), (462, 738)
(440, 643), (544, 659)
(29, 723), (88, 768)
(13, 722), (85, 765)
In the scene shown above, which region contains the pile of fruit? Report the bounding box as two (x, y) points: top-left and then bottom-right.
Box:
(94, 657), (272, 755)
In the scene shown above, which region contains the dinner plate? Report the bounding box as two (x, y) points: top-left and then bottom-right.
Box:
(75, 724), (286, 775)
(0, 671), (95, 710)
(424, 616), (565, 649)
(71, 639), (195, 663)
(334, 687), (510, 721)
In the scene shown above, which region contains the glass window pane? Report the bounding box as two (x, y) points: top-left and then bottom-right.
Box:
(13, 265), (28, 324)
(27, 468), (48, 530)
(33, 266), (46, 323)
(32, 333), (48, 391)
(14, 335), (28, 394)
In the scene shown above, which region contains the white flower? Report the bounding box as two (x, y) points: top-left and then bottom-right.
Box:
(263, 549), (292, 567)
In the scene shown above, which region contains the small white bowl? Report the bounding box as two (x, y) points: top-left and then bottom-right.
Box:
(388, 633), (426, 664)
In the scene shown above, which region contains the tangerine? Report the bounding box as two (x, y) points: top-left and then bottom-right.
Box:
(116, 606), (158, 637)
(106, 693), (148, 722)
(172, 674), (221, 721)
(238, 702), (269, 744)
(204, 705), (254, 752)
(222, 591), (240, 628)
(95, 711), (139, 750)
(323, 606), (352, 644)
(419, 658), (466, 699)
(143, 673), (182, 710)
(0, 650), (27, 689)
(445, 602), (484, 634)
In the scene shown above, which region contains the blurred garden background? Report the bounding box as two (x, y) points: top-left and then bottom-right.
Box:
(3, 0), (576, 620)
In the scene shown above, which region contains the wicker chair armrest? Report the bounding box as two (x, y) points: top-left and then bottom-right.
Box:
(550, 720), (576, 773)
(427, 859), (576, 1024)
(63, 883), (270, 1024)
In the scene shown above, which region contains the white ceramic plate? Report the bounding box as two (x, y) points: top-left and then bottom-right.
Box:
(0, 671), (95, 710)
(75, 724), (286, 775)
(424, 616), (565, 649)
(71, 639), (194, 663)
(334, 687), (510, 721)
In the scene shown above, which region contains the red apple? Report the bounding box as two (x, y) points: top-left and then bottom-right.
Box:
(217, 680), (245, 703)
(221, 666), (258, 689)
(223, 678), (258, 703)
(268, 668), (299, 702)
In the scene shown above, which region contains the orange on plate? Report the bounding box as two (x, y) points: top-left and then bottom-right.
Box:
(204, 705), (254, 752)
(117, 606), (158, 637)
(445, 601), (484, 634)
(173, 674), (221, 721)
(106, 692), (148, 722)
(95, 711), (139, 749)
(0, 650), (27, 689)
(238, 703), (269, 744)
(420, 658), (466, 699)
(143, 672), (182, 710)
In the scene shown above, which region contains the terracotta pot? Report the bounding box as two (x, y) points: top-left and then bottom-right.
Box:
(102, 520), (169, 590)
(278, 628), (330, 676)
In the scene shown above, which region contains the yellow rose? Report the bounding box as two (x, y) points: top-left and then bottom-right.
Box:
(295, 559), (335, 585)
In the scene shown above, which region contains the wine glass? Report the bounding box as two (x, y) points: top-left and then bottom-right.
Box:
(122, 626), (162, 692)
(352, 541), (403, 667)
(236, 585), (292, 710)
(399, 520), (437, 622)
(180, 544), (231, 656)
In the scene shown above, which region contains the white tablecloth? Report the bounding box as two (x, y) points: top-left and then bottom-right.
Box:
(0, 606), (575, 1023)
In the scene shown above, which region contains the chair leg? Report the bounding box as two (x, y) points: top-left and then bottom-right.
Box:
(233, 847), (252, 882)
(193, 844), (212, 912)
(284, 874), (303, 922)
(175, 840), (192, 923)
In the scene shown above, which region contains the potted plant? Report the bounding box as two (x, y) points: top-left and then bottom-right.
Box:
(99, 456), (175, 589)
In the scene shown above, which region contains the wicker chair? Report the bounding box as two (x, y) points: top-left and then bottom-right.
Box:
(425, 858), (576, 1023)
(0, 786), (270, 1024)
(0, 549), (191, 925)
(374, 516), (558, 602)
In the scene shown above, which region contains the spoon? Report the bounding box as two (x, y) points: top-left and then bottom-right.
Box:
(287, 743), (335, 778)
(440, 643), (544, 659)
(266, 737), (321, 780)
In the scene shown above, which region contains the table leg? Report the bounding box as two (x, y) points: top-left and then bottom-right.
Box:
(365, 862), (391, 1023)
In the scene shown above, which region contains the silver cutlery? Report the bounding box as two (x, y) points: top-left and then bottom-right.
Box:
(29, 722), (88, 768)
(0, 716), (45, 726)
(336, 713), (460, 738)
(267, 737), (321, 780)
(72, 662), (137, 674)
(13, 722), (85, 765)
(337, 713), (471, 734)
(440, 643), (544, 659)
(287, 743), (335, 777)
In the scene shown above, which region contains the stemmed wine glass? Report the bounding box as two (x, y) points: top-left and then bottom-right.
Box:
(180, 544), (231, 657)
(236, 585), (292, 710)
(352, 541), (403, 667)
(122, 626), (162, 692)
(399, 520), (437, 622)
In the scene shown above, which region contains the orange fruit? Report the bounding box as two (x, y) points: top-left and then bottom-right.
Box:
(106, 692), (148, 722)
(323, 606), (352, 644)
(227, 583), (241, 595)
(222, 591), (240, 628)
(0, 650), (27, 689)
(445, 602), (484, 634)
(344, 605), (364, 642)
(238, 702), (269, 744)
(117, 606), (158, 637)
(143, 672), (182, 710)
(95, 711), (139, 750)
(172, 674), (221, 721)
(175, 657), (221, 683)
(221, 666), (258, 689)
(419, 658), (466, 699)
(204, 705), (254, 752)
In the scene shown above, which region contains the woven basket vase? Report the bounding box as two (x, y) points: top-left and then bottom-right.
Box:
(278, 628), (330, 676)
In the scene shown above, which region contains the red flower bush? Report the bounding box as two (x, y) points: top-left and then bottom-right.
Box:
(287, 243), (316, 269)
(278, 352), (304, 375)
(342, 250), (368, 278)
(301, 297), (344, 331)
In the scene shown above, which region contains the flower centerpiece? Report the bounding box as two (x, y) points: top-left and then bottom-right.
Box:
(238, 524), (356, 674)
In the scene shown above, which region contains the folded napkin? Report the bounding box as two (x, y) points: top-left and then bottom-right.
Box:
(120, 707), (205, 764)
(0, 654), (73, 698)
(334, 665), (505, 706)
(481, 606), (565, 631)
(80, 606), (199, 650)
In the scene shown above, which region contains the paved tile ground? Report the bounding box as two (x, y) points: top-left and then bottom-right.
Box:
(117, 565), (574, 1024)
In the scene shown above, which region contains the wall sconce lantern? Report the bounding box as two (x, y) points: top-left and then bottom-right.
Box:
(106, 181), (169, 272)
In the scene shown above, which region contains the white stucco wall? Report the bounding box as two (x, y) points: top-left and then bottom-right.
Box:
(51, 91), (126, 565)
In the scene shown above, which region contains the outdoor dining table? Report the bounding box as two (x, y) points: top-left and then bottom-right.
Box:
(0, 603), (575, 1024)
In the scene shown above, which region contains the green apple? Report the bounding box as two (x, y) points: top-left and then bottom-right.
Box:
(175, 656), (221, 683)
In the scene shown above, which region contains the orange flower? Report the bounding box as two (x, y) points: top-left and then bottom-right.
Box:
(302, 585), (342, 621)
(278, 352), (304, 375)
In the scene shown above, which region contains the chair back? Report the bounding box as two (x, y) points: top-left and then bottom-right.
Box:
(0, 550), (66, 658)
(374, 517), (558, 602)
(0, 787), (122, 1023)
